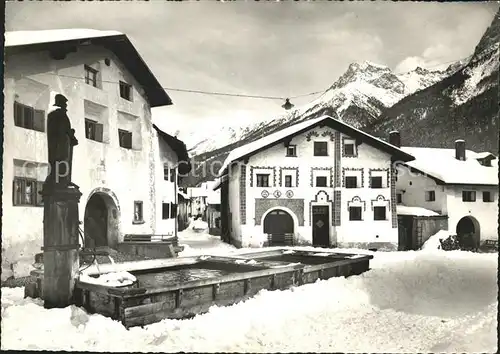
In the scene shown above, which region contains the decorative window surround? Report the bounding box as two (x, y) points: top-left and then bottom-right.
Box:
(347, 196), (366, 211)
(309, 190), (334, 226)
(368, 168), (390, 188)
(370, 194), (390, 211)
(310, 167), (334, 187)
(321, 130), (335, 141)
(334, 131), (341, 187)
(306, 131), (320, 141)
(342, 137), (359, 158)
(279, 167), (300, 187)
(390, 167), (398, 228)
(342, 168), (364, 188)
(250, 166), (276, 187)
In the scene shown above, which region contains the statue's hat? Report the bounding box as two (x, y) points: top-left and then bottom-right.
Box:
(53, 94), (68, 107)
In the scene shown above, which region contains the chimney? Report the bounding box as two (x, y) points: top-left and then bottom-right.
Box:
(455, 139), (466, 161)
(389, 131), (401, 148)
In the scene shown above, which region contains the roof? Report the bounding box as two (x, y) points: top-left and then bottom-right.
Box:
(188, 187), (210, 198)
(400, 147), (498, 186)
(178, 190), (190, 200)
(218, 115), (415, 176)
(207, 190), (221, 205)
(397, 205), (440, 217)
(5, 29), (171, 108)
(212, 175), (229, 191)
(153, 125), (191, 175)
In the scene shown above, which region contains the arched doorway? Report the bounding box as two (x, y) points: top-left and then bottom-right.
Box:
(84, 191), (120, 249)
(456, 216), (480, 251)
(263, 209), (294, 246)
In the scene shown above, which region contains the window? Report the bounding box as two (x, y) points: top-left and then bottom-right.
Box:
(286, 145), (297, 157)
(84, 65), (99, 87)
(313, 142), (328, 156)
(344, 143), (355, 156)
(373, 206), (386, 220)
(256, 174), (270, 187)
(162, 203), (170, 219)
(462, 191), (476, 202)
(14, 102), (45, 132)
(169, 168), (176, 183)
(370, 176), (383, 189)
(133, 201), (144, 223)
(170, 203), (178, 218)
(349, 206), (362, 221)
(119, 81), (132, 101)
(483, 191), (494, 202)
(315, 176), (327, 187)
(396, 193), (403, 204)
(345, 176), (358, 189)
(118, 129), (132, 149)
(163, 165), (169, 181)
(425, 191), (436, 202)
(284, 175), (293, 188)
(12, 178), (43, 207)
(85, 119), (103, 142)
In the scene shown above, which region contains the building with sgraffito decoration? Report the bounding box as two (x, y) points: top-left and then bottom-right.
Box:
(213, 115), (414, 250)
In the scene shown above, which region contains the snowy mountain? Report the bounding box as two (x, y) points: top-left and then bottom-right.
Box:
(187, 61), (457, 157)
(367, 9), (499, 153)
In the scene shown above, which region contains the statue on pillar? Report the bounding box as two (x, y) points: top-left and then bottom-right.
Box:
(44, 94), (79, 190)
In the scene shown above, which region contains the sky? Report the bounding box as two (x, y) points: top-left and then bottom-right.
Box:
(5, 1), (499, 146)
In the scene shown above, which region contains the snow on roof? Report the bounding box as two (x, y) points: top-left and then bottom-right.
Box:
(219, 115), (413, 176)
(207, 190), (221, 205)
(188, 187), (210, 198)
(397, 205), (440, 217)
(401, 147), (498, 186)
(5, 29), (124, 47)
(178, 190), (189, 199)
(475, 152), (497, 159)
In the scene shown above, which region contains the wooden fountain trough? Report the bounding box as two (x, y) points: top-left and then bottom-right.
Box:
(74, 249), (373, 328)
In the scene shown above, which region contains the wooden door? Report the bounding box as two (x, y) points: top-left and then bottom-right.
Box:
(312, 206), (330, 247)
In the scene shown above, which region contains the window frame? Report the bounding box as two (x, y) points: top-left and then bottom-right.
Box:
(284, 175), (293, 188)
(462, 191), (476, 202)
(286, 145), (297, 157)
(256, 173), (270, 187)
(345, 176), (358, 189)
(349, 206), (362, 221)
(315, 176), (328, 187)
(370, 176), (383, 189)
(14, 101), (45, 132)
(119, 80), (133, 101)
(133, 201), (144, 224)
(118, 129), (133, 149)
(344, 143), (355, 157)
(313, 141), (328, 156)
(84, 65), (99, 88)
(425, 190), (436, 202)
(483, 191), (494, 203)
(373, 206), (387, 221)
(162, 202), (171, 219)
(396, 193), (403, 204)
(85, 118), (104, 142)
(12, 177), (44, 207)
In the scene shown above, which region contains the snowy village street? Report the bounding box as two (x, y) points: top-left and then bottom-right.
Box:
(2, 224), (498, 353)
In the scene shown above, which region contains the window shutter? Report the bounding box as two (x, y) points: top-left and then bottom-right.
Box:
(12, 180), (17, 205)
(14, 102), (23, 127)
(95, 123), (104, 142)
(170, 203), (177, 218)
(36, 181), (44, 206)
(24, 106), (35, 130)
(33, 110), (45, 132)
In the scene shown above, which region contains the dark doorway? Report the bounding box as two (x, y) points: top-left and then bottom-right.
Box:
(456, 216), (480, 250)
(312, 205), (330, 247)
(84, 194), (109, 247)
(398, 215), (414, 251)
(263, 209), (294, 246)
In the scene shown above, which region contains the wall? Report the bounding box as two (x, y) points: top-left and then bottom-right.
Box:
(229, 125), (397, 249)
(446, 185), (498, 242)
(154, 134), (178, 238)
(415, 216), (449, 248)
(2, 45), (157, 279)
(395, 166), (448, 214)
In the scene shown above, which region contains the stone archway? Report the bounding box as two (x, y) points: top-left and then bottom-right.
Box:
(84, 189), (121, 249)
(263, 209), (295, 246)
(456, 216), (480, 250)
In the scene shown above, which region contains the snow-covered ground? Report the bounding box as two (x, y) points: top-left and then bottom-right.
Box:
(2, 230), (497, 352)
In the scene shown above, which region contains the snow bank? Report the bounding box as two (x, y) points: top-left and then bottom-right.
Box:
(2, 250), (497, 352)
(78, 271), (136, 287)
(190, 219), (208, 230)
(421, 230), (451, 251)
(397, 205), (439, 216)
